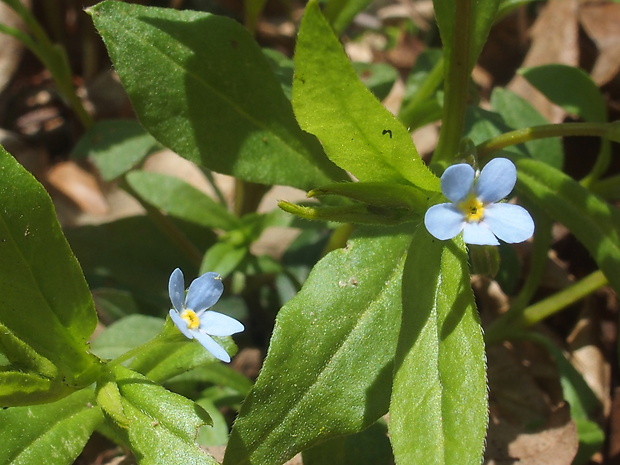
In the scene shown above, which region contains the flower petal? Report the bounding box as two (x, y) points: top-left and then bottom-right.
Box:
(186, 272), (224, 312)
(168, 268), (185, 313)
(193, 331), (231, 362)
(169, 309), (194, 340)
(424, 203), (465, 240)
(483, 203), (534, 243)
(441, 163), (475, 203)
(476, 158), (516, 203)
(462, 222), (499, 246)
(199, 311), (244, 337)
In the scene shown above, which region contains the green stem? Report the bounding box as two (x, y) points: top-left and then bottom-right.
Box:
(107, 330), (181, 368)
(201, 168), (228, 207)
(433, 0), (473, 169)
(476, 122), (614, 159)
(398, 57), (444, 129)
(0, 0), (93, 129)
(320, 223), (354, 257)
(591, 174), (620, 200)
(485, 270), (608, 344)
(234, 179), (269, 217)
(581, 139), (611, 188)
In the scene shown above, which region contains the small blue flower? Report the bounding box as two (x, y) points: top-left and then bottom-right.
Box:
(168, 268), (244, 362)
(424, 158), (534, 246)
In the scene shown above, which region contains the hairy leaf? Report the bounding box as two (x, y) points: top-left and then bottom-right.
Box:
(88, 1), (345, 190)
(390, 228), (487, 465)
(293, 1), (438, 191)
(224, 226), (413, 465)
(108, 365), (218, 465)
(0, 146), (101, 401)
(126, 171), (241, 231)
(0, 389), (102, 465)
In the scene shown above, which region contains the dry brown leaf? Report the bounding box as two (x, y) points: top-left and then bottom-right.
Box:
(608, 387), (620, 460)
(0, 1), (29, 94)
(485, 335), (577, 464)
(508, 0), (580, 123)
(487, 343), (556, 425)
(579, 2), (620, 86)
(567, 297), (612, 416)
(46, 160), (109, 215)
(485, 404), (578, 465)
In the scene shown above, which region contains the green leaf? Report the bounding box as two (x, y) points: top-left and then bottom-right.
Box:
(0, 389), (102, 465)
(167, 362), (253, 398)
(0, 370), (75, 407)
(223, 226), (413, 465)
(72, 120), (161, 181)
(519, 65), (607, 122)
(126, 171), (241, 231)
(490, 87), (563, 169)
(464, 106), (518, 148)
(0, 146), (101, 396)
(293, 1), (439, 191)
(302, 420), (393, 465)
(108, 365), (218, 465)
(91, 315), (164, 361)
(92, 288), (140, 321)
(279, 200), (417, 225)
(324, 0), (372, 35)
(309, 181), (430, 211)
(515, 157), (620, 294)
(96, 370), (130, 428)
(196, 397), (230, 446)
(262, 48), (294, 100)
(200, 241), (248, 279)
(390, 228), (487, 465)
(66, 216), (216, 312)
(88, 1), (345, 191)
(133, 322), (240, 384)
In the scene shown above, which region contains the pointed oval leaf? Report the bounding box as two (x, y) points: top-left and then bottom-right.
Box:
(88, 1), (345, 191)
(519, 65), (606, 122)
(0, 389), (102, 465)
(223, 226), (413, 465)
(126, 171), (241, 231)
(293, 1), (439, 192)
(0, 147), (100, 386)
(0, 370), (75, 407)
(110, 365), (218, 465)
(72, 120), (161, 181)
(390, 228), (487, 465)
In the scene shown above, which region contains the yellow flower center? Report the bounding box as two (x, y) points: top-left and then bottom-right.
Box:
(181, 309), (200, 330)
(458, 195), (485, 222)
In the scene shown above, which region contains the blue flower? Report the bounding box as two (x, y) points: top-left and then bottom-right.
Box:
(168, 268), (244, 362)
(424, 158), (534, 246)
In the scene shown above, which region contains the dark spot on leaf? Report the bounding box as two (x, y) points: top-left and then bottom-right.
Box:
(382, 129), (392, 138)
